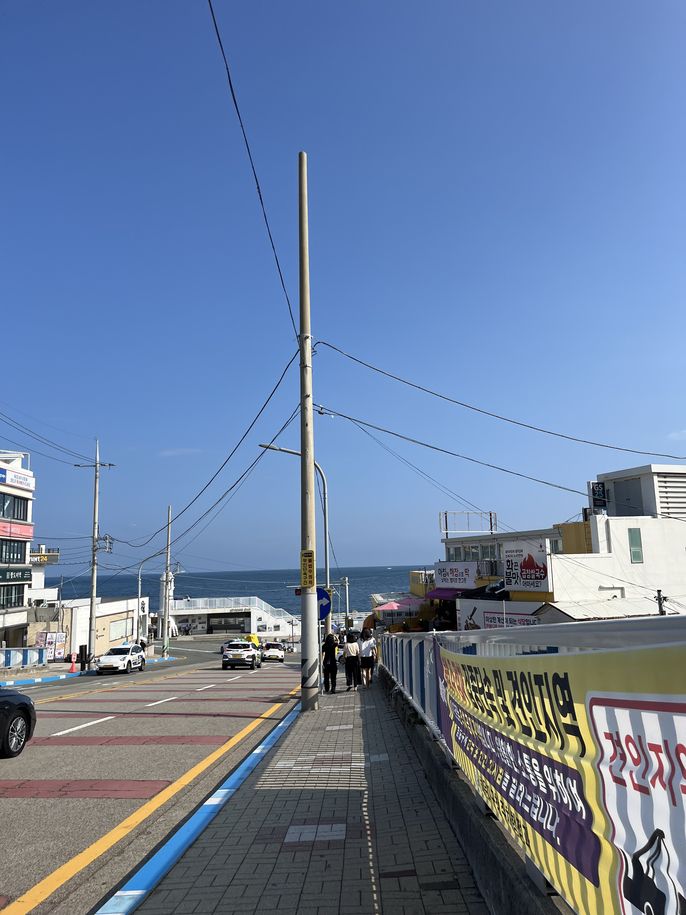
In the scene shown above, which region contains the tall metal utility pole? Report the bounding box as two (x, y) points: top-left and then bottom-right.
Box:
(343, 576), (350, 626)
(163, 505), (172, 657)
(259, 443), (331, 637)
(75, 439), (114, 668)
(299, 151), (318, 712)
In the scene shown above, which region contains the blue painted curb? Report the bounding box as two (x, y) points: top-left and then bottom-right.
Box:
(96, 702), (301, 915)
(0, 656), (178, 689)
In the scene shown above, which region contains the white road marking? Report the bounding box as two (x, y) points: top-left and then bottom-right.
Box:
(195, 684), (215, 691)
(50, 716), (116, 737)
(145, 696), (178, 707)
(225, 676), (240, 682)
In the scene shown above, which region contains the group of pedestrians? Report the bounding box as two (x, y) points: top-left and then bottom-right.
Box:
(322, 628), (377, 693)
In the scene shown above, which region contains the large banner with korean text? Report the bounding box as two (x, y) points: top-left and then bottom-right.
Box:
(435, 637), (686, 915)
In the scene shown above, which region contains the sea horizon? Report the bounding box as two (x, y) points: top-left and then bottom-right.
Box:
(48, 563), (432, 615)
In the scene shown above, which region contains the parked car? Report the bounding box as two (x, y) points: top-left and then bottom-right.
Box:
(222, 640), (262, 670)
(0, 688), (36, 758)
(262, 641), (285, 663)
(95, 644), (146, 675)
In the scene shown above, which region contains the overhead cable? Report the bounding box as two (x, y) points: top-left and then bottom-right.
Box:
(315, 340), (686, 460)
(206, 0), (298, 341)
(0, 410), (91, 461)
(316, 403), (587, 497)
(113, 350), (298, 549)
(100, 406), (300, 583)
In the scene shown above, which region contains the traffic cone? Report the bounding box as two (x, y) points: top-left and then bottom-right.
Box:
(69, 653), (77, 674)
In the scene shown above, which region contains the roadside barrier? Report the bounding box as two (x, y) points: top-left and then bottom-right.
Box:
(381, 617), (686, 915)
(2, 647), (47, 670)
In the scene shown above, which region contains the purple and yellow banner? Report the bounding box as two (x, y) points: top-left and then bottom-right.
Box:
(435, 637), (686, 915)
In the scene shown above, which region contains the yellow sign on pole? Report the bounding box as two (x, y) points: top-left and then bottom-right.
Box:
(300, 550), (315, 589)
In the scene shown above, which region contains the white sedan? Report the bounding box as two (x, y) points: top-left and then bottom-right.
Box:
(262, 641), (285, 663)
(95, 644), (146, 675)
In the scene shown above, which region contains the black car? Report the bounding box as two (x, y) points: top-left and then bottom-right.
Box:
(0, 688), (37, 758)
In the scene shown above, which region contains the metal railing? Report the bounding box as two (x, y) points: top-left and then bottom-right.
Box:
(170, 595), (297, 623)
(380, 616), (686, 915)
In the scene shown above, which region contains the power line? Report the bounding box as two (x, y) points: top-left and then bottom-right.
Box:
(112, 350), (298, 549)
(0, 409), (91, 461)
(317, 403), (587, 497)
(206, 0), (298, 341)
(99, 406), (300, 584)
(315, 340), (686, 461)
(0, 435), (76, 466)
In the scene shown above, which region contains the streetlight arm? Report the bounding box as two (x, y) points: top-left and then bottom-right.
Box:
(259, 444), (329, 591)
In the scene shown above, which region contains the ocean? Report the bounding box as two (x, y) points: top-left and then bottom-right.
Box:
(48, 564), (428, 616)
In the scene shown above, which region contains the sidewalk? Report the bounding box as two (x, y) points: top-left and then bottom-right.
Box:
(136, 679), (488, 915)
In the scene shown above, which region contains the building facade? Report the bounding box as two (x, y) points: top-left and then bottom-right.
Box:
(0, 453), (35, 647)
(438, 464), (686, 629)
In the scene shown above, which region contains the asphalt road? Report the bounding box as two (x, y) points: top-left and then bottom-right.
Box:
(0, 637), (300, 914)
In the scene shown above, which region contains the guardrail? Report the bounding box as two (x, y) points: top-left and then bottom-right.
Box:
(381, 616), (686, 915)
(170, 596), (297, 623)
(2, 647), (47, 669)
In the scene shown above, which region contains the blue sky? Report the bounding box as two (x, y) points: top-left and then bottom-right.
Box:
(1, 1), (684, 575)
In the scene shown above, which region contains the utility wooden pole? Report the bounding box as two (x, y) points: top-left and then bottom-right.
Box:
(75, 440), (113, 668)
(299, 151), (318, 712)
(163, 505), (172, 657)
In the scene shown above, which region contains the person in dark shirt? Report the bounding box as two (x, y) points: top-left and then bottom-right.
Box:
(322, 633), (338, 694)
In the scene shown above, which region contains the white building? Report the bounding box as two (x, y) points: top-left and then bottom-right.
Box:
(438, 464), (686, 629)
(0, 453), (35, 647)
(170, 596), (300, 642)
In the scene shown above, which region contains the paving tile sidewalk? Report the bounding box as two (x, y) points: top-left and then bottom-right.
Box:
(138, 680), (488, 915)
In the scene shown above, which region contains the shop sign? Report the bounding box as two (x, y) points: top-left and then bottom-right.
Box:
(434, 561), (478, 589)
(0, 521), (33, 540)
(0, 567), (32, 582)
(503, 541), (549, 592)
(0, 468), (35, 491)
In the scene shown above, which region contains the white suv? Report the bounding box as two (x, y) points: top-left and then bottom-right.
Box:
(95, 644), (146, 675)
(262, 642), (285, 663)
(222, 641), (262, 671)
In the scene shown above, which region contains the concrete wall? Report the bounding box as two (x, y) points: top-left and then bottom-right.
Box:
(550, 514), (686, 601)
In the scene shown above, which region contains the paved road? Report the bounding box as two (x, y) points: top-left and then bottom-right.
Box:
(0, 638), (299, 914)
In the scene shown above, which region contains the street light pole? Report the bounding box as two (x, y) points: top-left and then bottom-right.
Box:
(259, 443), (330, 633)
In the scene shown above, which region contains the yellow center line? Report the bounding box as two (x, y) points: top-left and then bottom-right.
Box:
(4, 685), (300, 915)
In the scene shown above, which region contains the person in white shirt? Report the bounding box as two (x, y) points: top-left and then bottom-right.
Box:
(343, 631), (361, 691)
(359, 628), (377, 689)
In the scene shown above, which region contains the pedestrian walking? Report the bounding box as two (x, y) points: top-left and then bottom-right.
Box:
(322, 633), (338, 694)
(359, 628), (377, 688)
(344, 631), (361, 691)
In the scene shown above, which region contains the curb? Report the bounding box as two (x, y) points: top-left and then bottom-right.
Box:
(379, 666), (560, 915)
(0, 656), (179, 689)
(95, 702), (301, 915)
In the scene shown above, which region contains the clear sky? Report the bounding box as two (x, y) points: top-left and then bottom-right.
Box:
(1, 1), (684, 576)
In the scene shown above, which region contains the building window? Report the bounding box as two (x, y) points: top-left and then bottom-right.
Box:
(480, 543), (497, 560)
(447, 546), (463, 561)
(0, 584), (25, 610)
(628, 528), (643, 564)
(0, 493), (28, 521)
(0, 539), (27, 563)
(465, 545), (480, 561)
(550, 539), (562, 554)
